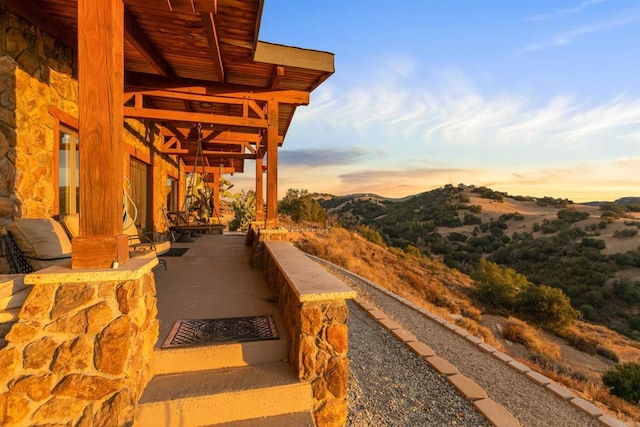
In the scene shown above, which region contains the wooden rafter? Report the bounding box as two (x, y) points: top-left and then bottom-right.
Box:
(270, 66), (284, 89)
(124, 10), (172, 77)
(201, 12), (224, 82)
(124, 106), (268, 128)
(184, 165), (236, 174)
(125, 72), (310, 105)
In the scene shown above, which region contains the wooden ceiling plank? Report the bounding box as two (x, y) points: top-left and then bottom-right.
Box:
(124, 106), (268, 128)
(124, 0), (218, 13)
(201, 12), (225, 82)
(3, 0), (78, 48)
(124, 10), (173, 77)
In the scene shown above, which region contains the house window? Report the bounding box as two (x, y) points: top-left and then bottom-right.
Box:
(51, 106), (79, 216)
(58, 125), (80, 215)
(129, 157), (151, 233)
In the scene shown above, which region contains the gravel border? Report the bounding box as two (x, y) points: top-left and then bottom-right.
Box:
(311, 255), (610, 427)
(347, 299), (491, 426)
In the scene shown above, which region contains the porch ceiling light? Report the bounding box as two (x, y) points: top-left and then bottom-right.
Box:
(199, 102), (213, 108)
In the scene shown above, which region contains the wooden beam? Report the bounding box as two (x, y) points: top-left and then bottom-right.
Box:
(3, 0), (77, 48)
(270, 66), (284, 89)
(213, 171), (220, 218)
(125, 72), (310, 105)
(254, 41), (335, 73)
(123, 106), (268, 128)
(265, 99), (278, 228)
(255, 156), (264, 221)
(201, 152), (255, 159)
(124, 10), (172, 77)
(201, 12), (224, 82)
(183, 165), (236, 174)
(74, 0), (129, 268)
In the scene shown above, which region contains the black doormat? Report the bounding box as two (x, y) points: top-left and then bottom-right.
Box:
(160, 248), (189, 257)
(162, 315), (279, 348)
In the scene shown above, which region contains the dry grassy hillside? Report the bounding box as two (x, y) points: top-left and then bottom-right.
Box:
(289, 227), (640, 423)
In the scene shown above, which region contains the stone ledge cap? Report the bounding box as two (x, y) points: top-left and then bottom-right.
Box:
(473, 398), (521, 427)
(265, 241), (356, 302)
(24, 256), (157, 285)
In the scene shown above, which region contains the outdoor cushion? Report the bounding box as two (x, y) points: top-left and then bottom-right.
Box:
(8, 218), (72, 270)
(62, 213), (79, 238)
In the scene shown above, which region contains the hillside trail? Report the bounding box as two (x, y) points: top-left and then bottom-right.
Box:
(314, 257), (611, 427)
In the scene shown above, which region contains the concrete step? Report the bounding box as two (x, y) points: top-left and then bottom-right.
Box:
(209, 411), (315, 426)
(152, 338), (290, 375)
(136, 362), (312, 426)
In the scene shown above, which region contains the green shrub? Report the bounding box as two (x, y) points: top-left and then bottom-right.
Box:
(229, 190), (255, 231)
(473, 259), (528, 309)
(602, 362), (640, 404)
(613, 229), (638, 238)
(557, 208), (590, 223)
(516, 284), (579, 330)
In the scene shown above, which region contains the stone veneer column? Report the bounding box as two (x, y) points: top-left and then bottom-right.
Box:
(0, 257), (159, 426)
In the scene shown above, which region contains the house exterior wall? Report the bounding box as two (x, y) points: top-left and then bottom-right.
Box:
(0, 5), (78, 227)
(0, 6), (183, 273)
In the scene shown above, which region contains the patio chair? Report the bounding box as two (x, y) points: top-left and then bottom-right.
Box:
(1, 218), (73, 273)
(61, 214), (168, 269)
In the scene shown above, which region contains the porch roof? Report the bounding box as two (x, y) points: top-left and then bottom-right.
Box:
(4, 0), (334, 174)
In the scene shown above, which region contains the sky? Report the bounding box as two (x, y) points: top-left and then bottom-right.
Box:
(234, 0), (640, 202)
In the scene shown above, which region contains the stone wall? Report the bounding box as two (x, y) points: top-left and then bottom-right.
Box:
(0, 5), (77, 226)
(263, 250), (349, 427)
(0, 263), (159, 426)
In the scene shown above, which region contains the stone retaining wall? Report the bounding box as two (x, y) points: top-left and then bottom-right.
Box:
(262, 239), (352, 427)
(0, 261), (158, 426)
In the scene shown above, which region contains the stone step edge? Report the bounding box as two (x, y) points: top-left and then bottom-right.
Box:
(307, 252), (630, 427)
(353, 297), (520, 427)
(151, 337), (290, 375)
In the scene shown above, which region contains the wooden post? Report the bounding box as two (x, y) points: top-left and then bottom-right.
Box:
(255, 156), (264, 222)
(212, 171), (220, 218)
(72, 0), (129, 269)
(265, 100), (278, 228)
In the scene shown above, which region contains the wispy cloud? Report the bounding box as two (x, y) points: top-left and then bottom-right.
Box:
(296, 69), (640, 152)
(280, 147), (366, 167)
(519, 16), (640, 54)
(526, 0), (608, 21)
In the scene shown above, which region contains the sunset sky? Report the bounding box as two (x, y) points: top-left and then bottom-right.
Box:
(233, 0), (640, 202)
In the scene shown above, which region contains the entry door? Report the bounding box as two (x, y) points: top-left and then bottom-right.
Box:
(129, 157), (151, 233)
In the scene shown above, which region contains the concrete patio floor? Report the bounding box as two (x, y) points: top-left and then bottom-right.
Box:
(152, 232), (287, 350)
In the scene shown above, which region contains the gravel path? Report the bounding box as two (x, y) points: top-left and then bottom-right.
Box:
(347, 299), (490, 426)
(315, 257), (600, 427)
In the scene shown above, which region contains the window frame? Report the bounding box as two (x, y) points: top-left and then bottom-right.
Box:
(50, 106), (79, 216)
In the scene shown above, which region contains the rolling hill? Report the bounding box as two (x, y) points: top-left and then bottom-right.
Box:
(316, 184), (640, 340)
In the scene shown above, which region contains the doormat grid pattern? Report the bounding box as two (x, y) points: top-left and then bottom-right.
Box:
(162, 315), (278, 348)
